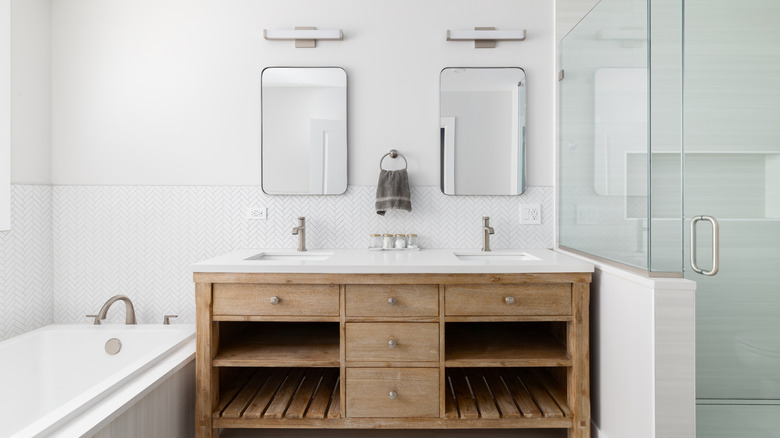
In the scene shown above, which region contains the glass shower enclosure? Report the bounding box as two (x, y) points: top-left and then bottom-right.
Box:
(559, 0), (780, 436)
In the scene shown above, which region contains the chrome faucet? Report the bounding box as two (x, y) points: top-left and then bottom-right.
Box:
(292, 216), (306, 252)
(93, 295), (137, 325)
(482, 216), (495, 252)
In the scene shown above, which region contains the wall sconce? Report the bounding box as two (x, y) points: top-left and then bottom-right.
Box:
(263, 27), (344, 48)
(446, 27), (527, 48)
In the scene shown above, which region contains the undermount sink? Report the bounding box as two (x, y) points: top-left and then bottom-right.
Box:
(245, 251), (333, 262)
(453, 251), (540, 262)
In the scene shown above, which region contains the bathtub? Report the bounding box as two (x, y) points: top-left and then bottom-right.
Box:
(0, 324), (195, 437)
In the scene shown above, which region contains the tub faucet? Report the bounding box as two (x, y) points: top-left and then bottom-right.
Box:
(482, 216), (495, 252)
(292, 216), (306, 252)
(95, 295), (137, 325)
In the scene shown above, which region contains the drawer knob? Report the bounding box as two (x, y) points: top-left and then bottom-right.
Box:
(269, 296), (280, 305)
(505, 296), (515, 305)
(388, 390), (398, 400)
(388, 339), (397, 349)
(388, 297), (397, 306)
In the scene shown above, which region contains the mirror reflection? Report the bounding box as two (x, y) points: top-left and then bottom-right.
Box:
(440, 67), (526, 195)
(262, 67), (347, 195)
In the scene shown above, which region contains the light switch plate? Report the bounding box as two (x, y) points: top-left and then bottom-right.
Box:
(519, 204), (541, 225)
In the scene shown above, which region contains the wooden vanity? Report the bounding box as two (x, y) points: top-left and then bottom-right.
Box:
(194, 264), (591, 437)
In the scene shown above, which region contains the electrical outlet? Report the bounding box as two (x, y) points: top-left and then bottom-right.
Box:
(247, 207), (267, 220)
(519, 204), (542, 225)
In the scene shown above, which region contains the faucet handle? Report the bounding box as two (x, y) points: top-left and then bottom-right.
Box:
(86, 314), (101, 325)
(163, 315), (178, 325)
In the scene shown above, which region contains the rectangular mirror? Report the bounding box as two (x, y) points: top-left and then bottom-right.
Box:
(262, 67), (347, 195)
(440, 67), (526, 195)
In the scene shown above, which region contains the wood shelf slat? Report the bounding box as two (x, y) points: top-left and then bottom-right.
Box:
(244, 368), (290, 419)
(484, 369), (523, 418)
(445, 323), (571, 367)
(213, 323), (340, 368)
(221, 369), (271, 419)
(445, 368), (569, 420)
(327, 386), (341, 419)
(449, 369), (479, 419)
(264, 368), (306, 418)
(306, 369), (339, 419)
(286, 369), (324, 419)
(216, 367), (342, 421)
(465, 368), (501, 419)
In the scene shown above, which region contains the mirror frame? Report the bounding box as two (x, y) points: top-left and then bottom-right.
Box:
(439, 66), (527, 196)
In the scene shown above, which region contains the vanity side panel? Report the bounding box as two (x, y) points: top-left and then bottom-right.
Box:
(195, 282), (217, 438)
(568, 282), (591, 438)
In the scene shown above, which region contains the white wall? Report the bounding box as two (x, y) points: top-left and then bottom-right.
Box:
(0, 0), (9, 230)
(50, 0), (554, 187)
(10, 0), (50, 185)
(591, 264), (696, 438)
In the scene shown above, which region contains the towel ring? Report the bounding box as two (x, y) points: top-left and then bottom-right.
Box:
(379, 149), (408, 171)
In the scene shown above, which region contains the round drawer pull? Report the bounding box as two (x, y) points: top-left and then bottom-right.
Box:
(505, 296), (515, 305)
(388, 339), (397, 349)
(388, 297), (397, 306)
(269, 296), (280, 305)
(388, 390), (398, 400)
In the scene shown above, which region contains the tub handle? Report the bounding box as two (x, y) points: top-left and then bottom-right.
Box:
(163, 315), (178, 325)
(86, 314), (101, 325)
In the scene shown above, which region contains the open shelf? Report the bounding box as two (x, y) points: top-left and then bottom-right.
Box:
(445, 368), (571, 420)
(445, 323), (570, 367)
(213, 322), (339, 367)
(214, 367), (340, 421)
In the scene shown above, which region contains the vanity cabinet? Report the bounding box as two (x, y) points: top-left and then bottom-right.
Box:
(194, 272), (591, 437)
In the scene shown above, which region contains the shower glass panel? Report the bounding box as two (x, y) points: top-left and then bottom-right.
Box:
(685, 0), (780, 435)
(559, 0), (683, 273)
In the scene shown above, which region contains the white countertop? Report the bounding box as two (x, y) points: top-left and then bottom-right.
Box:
(191, 248), (594, 274)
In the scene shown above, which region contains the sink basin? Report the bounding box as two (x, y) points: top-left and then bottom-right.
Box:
(453, 251), (540, 262)
(245, 251), (333, 262)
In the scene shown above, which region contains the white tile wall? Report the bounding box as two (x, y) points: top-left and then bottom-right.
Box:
(1, 185), (553, 328)
(0, 185), (53, 341)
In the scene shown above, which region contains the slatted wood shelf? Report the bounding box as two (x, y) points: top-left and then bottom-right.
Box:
(213, 323), (340, 367)
(445, 323), (570, 367)
(445, 368), (572, 420)
(214, 367), (341, 420)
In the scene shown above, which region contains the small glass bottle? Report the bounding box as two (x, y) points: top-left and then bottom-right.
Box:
(406, 234), (418, 249)
(382, 234), (394, 249)
(370, 234), (382, 249)
(394, 234), (407, 249)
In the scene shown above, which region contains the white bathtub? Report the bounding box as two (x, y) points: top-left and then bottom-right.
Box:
(0, 324), (195, 438)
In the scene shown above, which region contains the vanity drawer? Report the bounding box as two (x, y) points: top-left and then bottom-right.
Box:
(212, 283), (339, 316)
(444, 284), (571, 316)
(346, 368), (439, 418)
(345, 285), (438, 318)
(345, 323), (439, 363)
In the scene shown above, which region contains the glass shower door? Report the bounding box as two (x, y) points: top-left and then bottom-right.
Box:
(685, 1), (780, 436)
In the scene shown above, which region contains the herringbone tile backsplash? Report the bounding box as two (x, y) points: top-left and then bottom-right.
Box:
(0, 185), (53, 341)
(3, 184), (553, 337)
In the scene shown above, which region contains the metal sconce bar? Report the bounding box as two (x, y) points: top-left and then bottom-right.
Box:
(446, 27), (527, 48)
(263, 27), (343, 48)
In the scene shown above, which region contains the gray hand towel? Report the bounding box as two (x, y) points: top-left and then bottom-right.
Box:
(375, 169), (412, 215)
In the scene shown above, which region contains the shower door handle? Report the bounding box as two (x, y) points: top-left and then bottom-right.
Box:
(691, 215), (720, 276)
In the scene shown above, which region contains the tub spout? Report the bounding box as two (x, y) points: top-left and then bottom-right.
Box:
(96, 295), (137, 325)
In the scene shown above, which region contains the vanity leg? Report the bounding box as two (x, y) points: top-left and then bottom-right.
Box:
(196, 282), (218, 438)
(568, 282), (591, 438)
